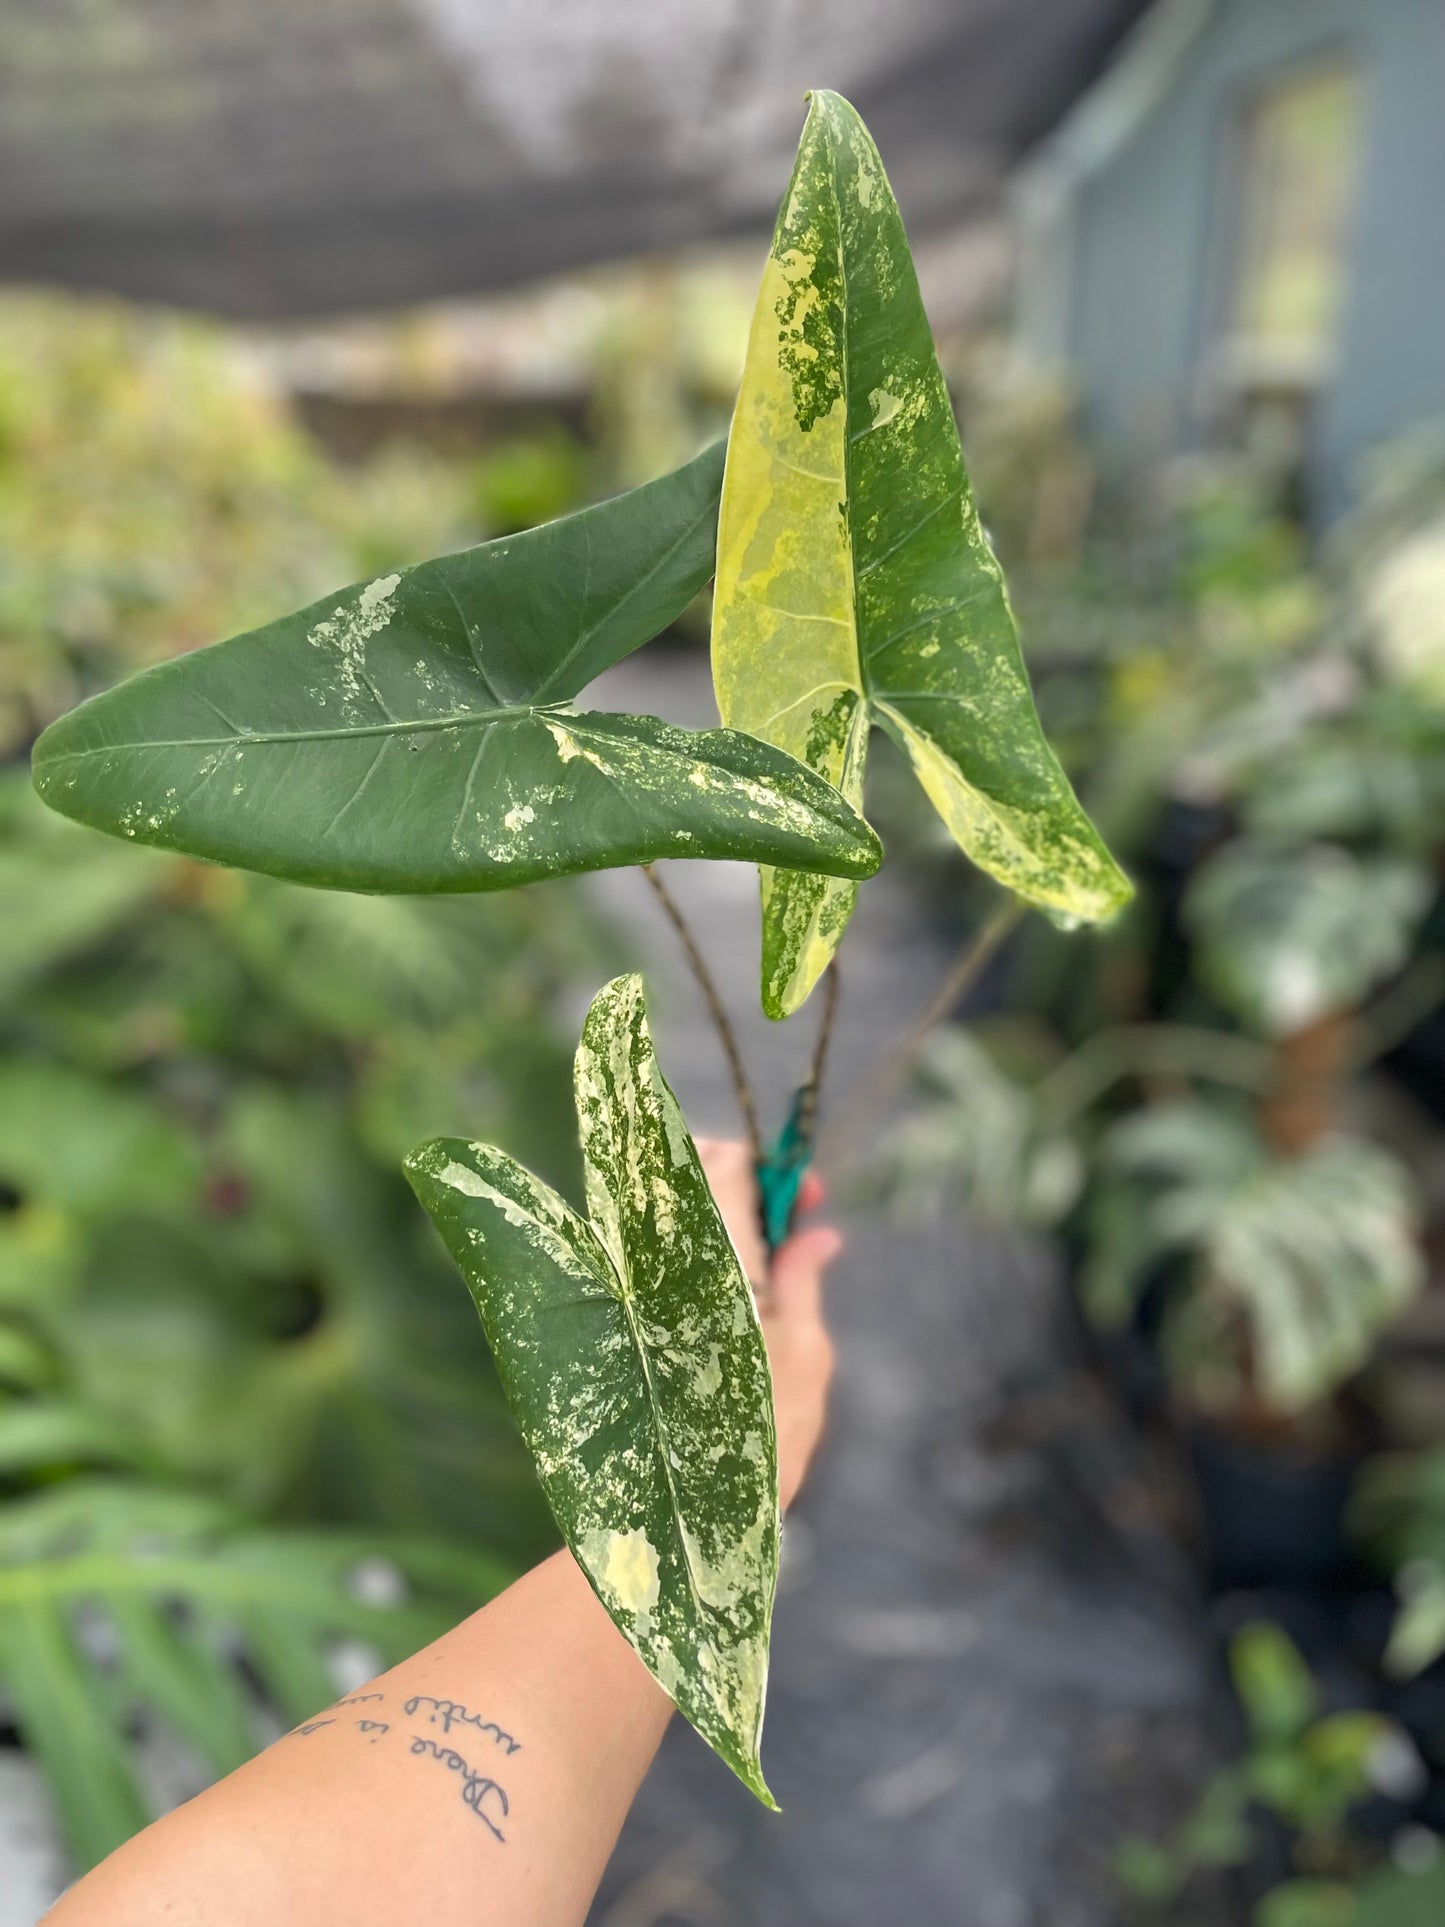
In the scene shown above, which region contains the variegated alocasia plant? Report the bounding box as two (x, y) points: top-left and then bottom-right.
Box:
(30, 441), (881, 894)
(406, 974), (779, 1803)
(713, 88), (1131, 1017)
(27, 88), (1129, 1808)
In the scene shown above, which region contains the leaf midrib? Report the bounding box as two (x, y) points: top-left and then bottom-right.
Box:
(39, 702), (566, 759)
(528, 483), (720, 703)
(611, 1266), (713, 1632)
(823, 103), (866, 718)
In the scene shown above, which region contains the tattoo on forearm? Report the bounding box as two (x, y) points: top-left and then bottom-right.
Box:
(279, 1685), (517, 1843)
(408, 1738), (510, 1841)
(403, 1695), (522, 1755)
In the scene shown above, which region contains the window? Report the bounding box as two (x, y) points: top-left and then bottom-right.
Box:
(1218, 58), (1365, 393)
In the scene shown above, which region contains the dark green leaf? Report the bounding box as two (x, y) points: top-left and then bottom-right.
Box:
(32, 443), (881, 893)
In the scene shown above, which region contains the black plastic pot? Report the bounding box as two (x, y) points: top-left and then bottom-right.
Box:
(1188, 1423), (1364, 1591)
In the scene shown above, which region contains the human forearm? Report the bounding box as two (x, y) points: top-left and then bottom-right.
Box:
(47, 1548), (672, 1927)
(48, 1143), (838, 1927)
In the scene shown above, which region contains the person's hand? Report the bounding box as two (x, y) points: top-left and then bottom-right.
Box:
(695, 1138), (840, 1510)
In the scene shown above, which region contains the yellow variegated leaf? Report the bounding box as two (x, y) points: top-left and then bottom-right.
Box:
(714, 89), (1131, 1017)
(407, 974), (779, 1804)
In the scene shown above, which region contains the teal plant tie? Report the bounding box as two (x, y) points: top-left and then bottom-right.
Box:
(756, 1086), (815, 1253)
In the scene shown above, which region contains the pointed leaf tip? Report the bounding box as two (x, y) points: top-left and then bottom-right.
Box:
(713, 91), (1130, 1014)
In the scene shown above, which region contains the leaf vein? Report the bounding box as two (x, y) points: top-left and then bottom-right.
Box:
(321, 735), (393, 840)
(528, 494), (717, 704)
(855, 495), (952, 580)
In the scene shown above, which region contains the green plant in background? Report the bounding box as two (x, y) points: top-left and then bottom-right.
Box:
(881, 1057), (1425, 1423)
(1184, 842), (1431, 1041)
(864, 366), (1445, 1925)
(1256, 1862), (1445, 1927)
(1, 761), (601, 1520)
(1117, 1624), (1403, 1919)
(877, 400), (1444, 1432)
(1085, 1102), (1422, 1416)
(0, 294), (476, 758)
(470, 425), (588, 536)
(1355, 1449), (1445, 1682)
(0, 765), (604, 1852)
(0, 300), (625, 1857)
(0, 1481), (512, 1870)
(30, 92), (1128, 1814)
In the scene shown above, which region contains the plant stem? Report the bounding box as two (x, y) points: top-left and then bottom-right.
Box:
(817, 896), (1024, 1171)
(641, 864), (763, 1163)
(796, 958), (841, 1146)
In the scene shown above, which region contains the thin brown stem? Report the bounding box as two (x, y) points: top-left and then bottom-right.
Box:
(817, 897), (1024, 1172)
(796, 958), (841, 1146)
(641, 864), (763, 1163)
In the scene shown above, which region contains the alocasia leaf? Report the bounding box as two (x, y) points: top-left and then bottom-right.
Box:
(32, 441), (881, 895)
(406, 973), (780, 1804)
(713, 90), (1131, 1016)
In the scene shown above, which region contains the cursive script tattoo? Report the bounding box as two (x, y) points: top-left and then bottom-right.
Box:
(356, 1719), (390, 1740)
(403, 1695), (521, 1755)
(289, 1718), (337, 1738)
(408, 1738), (509, 1842)
(334, 1693), (385, 1708)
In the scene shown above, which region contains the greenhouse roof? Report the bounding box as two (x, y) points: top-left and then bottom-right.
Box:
(0, 0), (1148, 317)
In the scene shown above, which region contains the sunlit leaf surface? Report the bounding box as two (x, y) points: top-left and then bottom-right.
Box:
(33, 442), (880, 895)
(407, 974), (779, 1803)
(713, 89), (1130, 1015)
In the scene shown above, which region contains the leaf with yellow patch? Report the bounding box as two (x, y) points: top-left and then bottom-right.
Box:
(713, 89), (1131, 1017)
(406, 974), (779, 1805)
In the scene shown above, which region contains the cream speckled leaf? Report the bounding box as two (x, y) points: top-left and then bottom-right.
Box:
(405, 974), (779, 1804)
(713, 90), (1131, 1016)
(32, 441), (880, 896)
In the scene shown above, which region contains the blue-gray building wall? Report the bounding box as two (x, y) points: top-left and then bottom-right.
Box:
(1055, 0), (1445, 515)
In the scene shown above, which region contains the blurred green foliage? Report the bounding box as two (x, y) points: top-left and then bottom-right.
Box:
(1117, 1625), (1399, 1917)
(876, 368), (1445, 1921)
(0, 291), (613, 1862)
(0, 292), (479, 752)
(879, 378), (1445, 1430)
